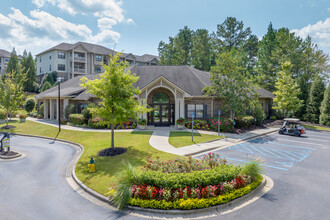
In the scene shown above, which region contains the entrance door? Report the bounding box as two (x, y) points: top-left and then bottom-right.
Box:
(153, 104), (170, 126)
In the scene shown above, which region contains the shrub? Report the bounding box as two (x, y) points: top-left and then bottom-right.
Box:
(270, 115), (277, 120)
(176, 118), (186, 126)
(64, 103), (76, 119)
(137, 118), (147, 125)
(253, 103), (265, 125)
(18, 114), (27, 119)
(82, 105), (93, 124)
(37, 114), (43, 119)
(128, 175), (262, 210)
(88, 117), (108, 129)
(30, 111), (38, 118)
(207, 117), (233, 132)
(68, 114), (85, 125)
(24, 98), (36, 113)
(60, 118), (68, 125)
(134, 165), (241, 189)
(39, 103), (44, 117)
(234, 115), (254, 128)
(240, 160), (262, 181)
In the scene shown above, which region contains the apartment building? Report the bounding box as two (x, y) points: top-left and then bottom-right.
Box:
(0, 49), (11, 77)
(36, 42), (159, 82)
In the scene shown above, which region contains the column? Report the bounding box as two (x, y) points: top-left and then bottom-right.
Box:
(72, 49), (74, 79)
(179, 98), (185, 119)
(175, 99), (179, 125)
(85, 52), (87, 75)
(44, 99), (49, 119)
(56, 99), (60, 121)
(211, 98), (214, 117)
(49, 99), (54, 120)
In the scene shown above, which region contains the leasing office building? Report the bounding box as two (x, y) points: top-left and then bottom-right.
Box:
(36, 65), (274, 126)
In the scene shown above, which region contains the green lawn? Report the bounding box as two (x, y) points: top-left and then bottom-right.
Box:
(304, 124), (330, 132)
(0, 120), (179, 195)
(169, 131), (224, 148)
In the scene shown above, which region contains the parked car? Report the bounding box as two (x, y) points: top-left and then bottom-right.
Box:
(279, 118), (305, 137)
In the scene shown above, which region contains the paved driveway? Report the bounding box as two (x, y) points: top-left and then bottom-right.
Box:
(197, 129), (330, 219)
(0, 136), (130, 220)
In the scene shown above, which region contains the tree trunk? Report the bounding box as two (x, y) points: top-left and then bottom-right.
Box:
(6, 111), (9, 127)
(111, 123), (114, 148)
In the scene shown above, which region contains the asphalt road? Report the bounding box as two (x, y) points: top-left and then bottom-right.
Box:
(198, 129), (330, 220)
(1, 130), (330, 220)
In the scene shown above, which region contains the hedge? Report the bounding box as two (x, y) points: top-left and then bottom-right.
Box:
(128, 175), (262, 210)
(69, 114), (85, 126)
(134, 165), (241, 189)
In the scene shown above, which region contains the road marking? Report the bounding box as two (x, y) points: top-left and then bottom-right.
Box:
(271, 149), (297, 161)
(225, 157), (289, 171)
(239, 143), (255, 154)
(250, 139), (316, 150)
(274, 137), (325, 146)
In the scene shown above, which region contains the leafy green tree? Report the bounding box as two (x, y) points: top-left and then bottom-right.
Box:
(305, 75), (325, 123)
(191, 29), (213, 71)
(40, 81), (52, 92)
(158, 37), (177, 65)
(0, 66), (27, 126)
(320, 84), (330, 126)
(5, 48), (19, 75)
(203, 50), (259, 119)
(81, 53), (149, 148)
(273, 62), (303, 117)
(21, 52), (37, 92)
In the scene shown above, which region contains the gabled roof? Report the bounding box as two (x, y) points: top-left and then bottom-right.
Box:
(0, 49), (11, 58)
(35, 65), (275, 100)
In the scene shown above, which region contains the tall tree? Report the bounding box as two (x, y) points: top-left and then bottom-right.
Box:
(5, 48), (19, 75)
(174, 26), (193, 65)
(305, 75), (326, 123)
(0, 66), (27, 126)
(319, 84), (330, 126)
(203, 50), (259, 119)
(81, 53), (149, 148)
(214, 17), (252, 52)
(191, 29), (213, 71)
(273, 62), (303, 117)
(255, 23), (279, 91)
(22, 52), (37, 92)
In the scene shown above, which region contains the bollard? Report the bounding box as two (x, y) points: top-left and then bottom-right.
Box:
(233, 120), (236, 133)
(88, 157), (95, 173)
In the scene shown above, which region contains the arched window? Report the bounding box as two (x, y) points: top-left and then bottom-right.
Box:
(153, 92), (169, 104)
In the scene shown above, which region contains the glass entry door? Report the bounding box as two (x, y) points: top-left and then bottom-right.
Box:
(149, 104), (171, 126)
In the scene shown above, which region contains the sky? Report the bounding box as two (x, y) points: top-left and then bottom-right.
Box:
(0, 0), (329, 57)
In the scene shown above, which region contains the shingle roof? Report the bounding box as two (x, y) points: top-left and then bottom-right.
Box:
(36, 42), (158, 63)
(0, 49), (11, 58)
(35, 65), (275, 100)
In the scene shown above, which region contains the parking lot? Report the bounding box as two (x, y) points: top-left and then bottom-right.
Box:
(197, 129), (330, 219)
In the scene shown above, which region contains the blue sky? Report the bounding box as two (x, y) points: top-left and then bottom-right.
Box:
(0, 0), (329, 56)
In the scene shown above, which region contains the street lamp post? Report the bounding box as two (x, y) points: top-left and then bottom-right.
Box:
(57, 77), (64, 133)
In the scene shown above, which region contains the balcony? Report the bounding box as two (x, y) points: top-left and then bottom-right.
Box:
(74, 56), (85, 62)
(74, 68), (86, 73)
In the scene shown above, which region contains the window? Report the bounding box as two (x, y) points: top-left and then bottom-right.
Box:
(49, 53), (52, 59)
(39, 67), (41, 73)
(0, 58), (1, 63)
(95, 55), (102, 62)
(94, 65), (101, 73)
(58, 52), (65, 59)
(153, 92), (169, 104)
(49, 65), (51, 71)
(39, 56), (42, 62)
(58, 64), (65, 71)
(187, 104), (205, 119)
(4, 58), (9, 62)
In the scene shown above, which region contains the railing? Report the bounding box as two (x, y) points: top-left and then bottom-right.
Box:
(74, 57), (85, 62)
(74, 68), (85, 73)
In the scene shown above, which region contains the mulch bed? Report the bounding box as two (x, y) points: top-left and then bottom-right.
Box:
(98, 147), (127, 157)
(0, 151), (19, 156)
(0, 125), (16, 129)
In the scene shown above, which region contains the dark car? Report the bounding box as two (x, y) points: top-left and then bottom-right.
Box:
(279, 118), (306, 137)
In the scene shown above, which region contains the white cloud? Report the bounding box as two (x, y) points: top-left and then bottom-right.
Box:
(0, 8), (119, 55)
(98, 17), (118, 30)
(125, 18), (134, 24)
(33, 0), (126, 22)
(291, 18), (330, 48)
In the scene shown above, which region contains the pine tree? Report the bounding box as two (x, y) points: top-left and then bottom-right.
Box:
(5, 48), (19, 75)
(22, 52), (37, 92)
(305, 75), (325, 123)
(319, 84), (330, 126)
(273, 62), (304, 117)
(191, 29), (212, 71)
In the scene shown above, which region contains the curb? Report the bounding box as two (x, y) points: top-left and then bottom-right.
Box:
(8, 133), (111, 204)
(0, 152), (22, 159)
(186, 129), (278, 156)
(128, 174), (272, 216)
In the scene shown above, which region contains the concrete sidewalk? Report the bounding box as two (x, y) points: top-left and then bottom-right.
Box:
(149, 127), (279, 156)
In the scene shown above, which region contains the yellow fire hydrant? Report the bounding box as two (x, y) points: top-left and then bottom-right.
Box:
(88, 157), (95, 173)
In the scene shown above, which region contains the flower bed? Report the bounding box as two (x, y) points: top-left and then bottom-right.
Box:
(111, 153), (263, 210)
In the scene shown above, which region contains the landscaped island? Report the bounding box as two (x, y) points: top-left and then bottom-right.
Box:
(112, 153), (263, 210)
